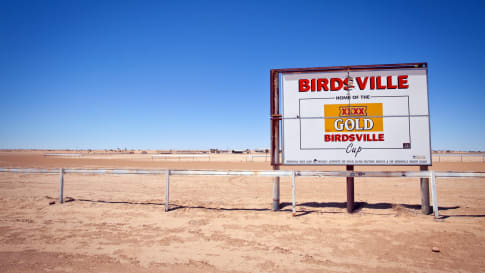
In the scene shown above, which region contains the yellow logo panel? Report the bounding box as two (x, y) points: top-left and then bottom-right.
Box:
(324, 103), (383, 132)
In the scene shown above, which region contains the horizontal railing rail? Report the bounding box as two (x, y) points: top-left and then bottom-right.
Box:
(1, 168), (483, 178)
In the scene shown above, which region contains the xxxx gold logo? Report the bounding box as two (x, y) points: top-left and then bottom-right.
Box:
(324, 103), (383, 132)
(339, 106), (367, 116)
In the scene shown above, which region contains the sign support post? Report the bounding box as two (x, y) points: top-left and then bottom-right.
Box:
(346, 165), (354, 212)
(272, 174), (280, 211)
(270, 70), (281, 211)
(420, 165), (431, 214)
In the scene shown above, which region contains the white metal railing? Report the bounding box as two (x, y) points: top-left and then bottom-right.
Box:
(433, 153), (485, 163)
(1, 167), (484, 219)
(43, 153), (82, 157)
(246, 154), (269, 162)
(151, 154), (211, 160)
(37, 153), (485, 162)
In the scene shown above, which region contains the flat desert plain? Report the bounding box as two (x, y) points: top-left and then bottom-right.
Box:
(0, 151), (484, 273)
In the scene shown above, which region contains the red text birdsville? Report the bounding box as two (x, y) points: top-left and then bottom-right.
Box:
(299, 75), (409, 92)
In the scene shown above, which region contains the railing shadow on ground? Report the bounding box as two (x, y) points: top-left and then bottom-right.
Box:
(439, 215), (485, 218)
(64, 198), (484, 218)
(289, 201), (459, 211)
(282, 202), (477, 218)
(72, 198), (163, 206)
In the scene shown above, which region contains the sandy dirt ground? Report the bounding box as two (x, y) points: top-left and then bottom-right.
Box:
(0, 151), (484, 273)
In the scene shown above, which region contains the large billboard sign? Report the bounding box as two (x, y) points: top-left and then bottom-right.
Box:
(277, 63), (431, 165)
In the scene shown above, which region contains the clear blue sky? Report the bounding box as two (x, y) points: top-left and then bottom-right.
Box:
(1, 0), (484, 151)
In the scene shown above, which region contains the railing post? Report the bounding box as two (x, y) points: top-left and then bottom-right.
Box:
(430, 171), (439, 219)
(165, 169), (170, 212)
(59, 168), (64, 204)
(291, 171), (296, 216)
(420, 165), (431, 214)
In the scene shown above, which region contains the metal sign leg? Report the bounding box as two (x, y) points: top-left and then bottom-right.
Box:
(420, 166), (431, 214)
(273, 176), (280, 211)
(346, 165), (354, 213)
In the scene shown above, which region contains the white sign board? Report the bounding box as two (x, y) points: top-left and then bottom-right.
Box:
(281, 67), (431, 165)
